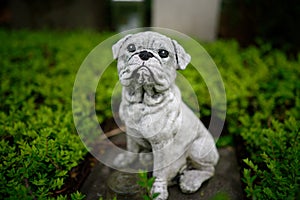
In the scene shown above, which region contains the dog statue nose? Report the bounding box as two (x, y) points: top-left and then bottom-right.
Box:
(139, 51), (154, 61)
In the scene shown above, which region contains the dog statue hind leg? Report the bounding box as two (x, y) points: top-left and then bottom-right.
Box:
(179, 123), (219, 193)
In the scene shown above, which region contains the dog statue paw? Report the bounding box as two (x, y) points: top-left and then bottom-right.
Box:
(112, 31), (219, 199)
(151, 178), (168, 200)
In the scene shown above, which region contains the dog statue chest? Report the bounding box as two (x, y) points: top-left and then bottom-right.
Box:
(120, 89), (180, 140)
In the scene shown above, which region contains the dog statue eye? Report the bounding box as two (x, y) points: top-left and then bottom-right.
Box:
(158, 49), (169, 58)
(127, 44), (136, 53)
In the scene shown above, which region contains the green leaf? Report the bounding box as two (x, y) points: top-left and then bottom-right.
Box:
(137, 180), (147, 187)
(142, 195), (151, 200)
(152, 192), (160, 199)
(147, 177), (156, 188)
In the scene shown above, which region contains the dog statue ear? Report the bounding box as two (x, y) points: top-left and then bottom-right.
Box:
(112, 34), (132, 59)
(172, 40), (191, 70)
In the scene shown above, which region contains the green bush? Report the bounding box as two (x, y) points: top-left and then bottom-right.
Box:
(242, 118), (299, 199)
(0, 30), (111, 199)
(205, 42), (300, 199)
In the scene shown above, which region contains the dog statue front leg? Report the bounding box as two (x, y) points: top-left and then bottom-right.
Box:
(151, 177), (168, 200)
(150, 148), (173, 200)
(151, 165), (169, 199)
(150, 141), (187, 200)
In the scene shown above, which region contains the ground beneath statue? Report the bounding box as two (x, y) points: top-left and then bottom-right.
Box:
(80, 132), (243, 200)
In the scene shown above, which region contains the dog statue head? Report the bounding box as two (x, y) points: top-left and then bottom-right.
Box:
(112, 31), (191, 94)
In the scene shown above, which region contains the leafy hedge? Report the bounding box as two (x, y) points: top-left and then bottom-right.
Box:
(204, 42), (300, 199)
(0, 30), (112, 199)
(1, 30), (299, 199)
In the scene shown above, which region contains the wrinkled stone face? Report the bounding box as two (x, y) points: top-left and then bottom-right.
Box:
(116, 32), (178, 92)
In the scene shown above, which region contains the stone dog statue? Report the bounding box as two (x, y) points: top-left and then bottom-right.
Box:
(112, 31), (219, 200)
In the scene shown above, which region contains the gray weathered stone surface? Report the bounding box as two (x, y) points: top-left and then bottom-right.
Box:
(112, 31), (220, 200)
(80, 143), (243, 200)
